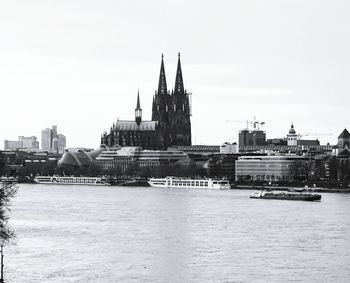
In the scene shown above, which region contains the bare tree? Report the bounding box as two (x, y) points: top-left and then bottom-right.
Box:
(0, 182), (17, 243)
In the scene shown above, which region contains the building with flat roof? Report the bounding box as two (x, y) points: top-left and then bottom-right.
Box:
(41, 125), (66, 152)
(19, 136), (39, 149)
(220, 142), (238, 154)
(57, 134), (66, 151)
(239, 129), (266, 146)
(95, 147), (188, 172)
(4, 136), (39, 151)
(41, 128), (52, 150)
(235, 155), (309, 182)
(4, 140), (22, 150)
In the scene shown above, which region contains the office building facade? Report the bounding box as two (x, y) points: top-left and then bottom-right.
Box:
(235, 155), (308, 182)
(41, 125), (66, 151)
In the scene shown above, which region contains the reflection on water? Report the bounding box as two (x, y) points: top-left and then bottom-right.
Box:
(5, 184), (350, 282)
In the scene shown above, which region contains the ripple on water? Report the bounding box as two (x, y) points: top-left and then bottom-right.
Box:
(5, 185), (350, 282)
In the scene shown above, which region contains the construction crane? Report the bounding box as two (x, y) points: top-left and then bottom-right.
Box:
(226, 116), (265, 130)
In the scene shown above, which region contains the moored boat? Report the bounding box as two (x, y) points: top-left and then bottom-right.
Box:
(250, 190), (321, 201)
(121, 179), (150, 187)
(148, 176), (230, 190)
(34, 176), (110, 186)
(1, 176), (18, 184)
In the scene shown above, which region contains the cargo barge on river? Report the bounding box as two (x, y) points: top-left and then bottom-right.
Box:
(250, 190), (321, 201)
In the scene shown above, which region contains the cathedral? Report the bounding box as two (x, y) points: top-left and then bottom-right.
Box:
(101, 53), (192, 150)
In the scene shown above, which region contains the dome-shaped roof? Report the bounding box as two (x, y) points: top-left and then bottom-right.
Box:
(58, 148), (104, 168)
(289, 124), (296, 135)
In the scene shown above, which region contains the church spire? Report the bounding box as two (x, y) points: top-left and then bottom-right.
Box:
(136, 89), (141, 108)
(157, 53), (167, 96)
(174, 52), (184, 95)
(135, 89), (142, 125)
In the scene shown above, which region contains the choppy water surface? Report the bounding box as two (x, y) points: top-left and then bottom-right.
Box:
(5, 184), (350, 282)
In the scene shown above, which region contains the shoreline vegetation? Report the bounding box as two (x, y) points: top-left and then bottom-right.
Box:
(0, 182), (17, 243)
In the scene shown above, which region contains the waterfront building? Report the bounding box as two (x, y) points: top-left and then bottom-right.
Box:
(58, 147), (105, 170)
(208, 154), (239, 180)
(0, 150), (62, 176)
(235, 155), (309, 182)
(101, 53), (192, 150)
(95, 146), (188, 172)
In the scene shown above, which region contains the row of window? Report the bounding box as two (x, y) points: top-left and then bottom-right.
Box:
(53, 178), (99, 184)
(171, 181), (209, 187)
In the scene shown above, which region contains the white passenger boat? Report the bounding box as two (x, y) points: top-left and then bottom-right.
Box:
(148, 176), (231, 190)
(34, 176), (109, 186)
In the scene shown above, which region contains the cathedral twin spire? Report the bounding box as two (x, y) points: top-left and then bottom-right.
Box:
(156, 52), (184, 98)
(158, 54), (168, 96)
(151, 53), (187, 121)
(137, 53), (188, 124)
(174, 52), (184, 95)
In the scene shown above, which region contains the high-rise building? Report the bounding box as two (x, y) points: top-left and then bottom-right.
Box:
(57, 134), (66, 150)
(101, 53), (192, 150)
(52, 137), (58, 151)
(52, 125), (57, 139)
(239, 129), (266, 146)
(41, 126), (66, 151)
(41, 128), (52, 150)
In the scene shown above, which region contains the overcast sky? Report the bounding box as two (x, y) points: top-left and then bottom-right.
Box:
(1, 0), (349, 149)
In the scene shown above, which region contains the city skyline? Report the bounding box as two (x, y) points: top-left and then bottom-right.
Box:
(1, 0), (349, 149)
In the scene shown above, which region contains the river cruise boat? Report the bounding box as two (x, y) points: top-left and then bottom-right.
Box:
(1, 177), (18, 184)
(34, 176), (109, 186)
(250, 190), (321, 201)
(148, 176), (231, 190)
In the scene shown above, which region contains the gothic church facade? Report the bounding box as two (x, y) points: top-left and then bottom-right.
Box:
(101, 53), (192, 150)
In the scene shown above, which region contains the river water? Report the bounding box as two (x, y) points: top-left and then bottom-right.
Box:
(4, 184), (350, 282)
